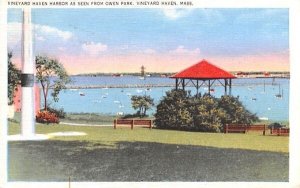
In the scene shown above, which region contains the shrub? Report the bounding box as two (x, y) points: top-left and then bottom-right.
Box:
(36, 111), (59, 124)
(154, 89), (193, 130)
(154, 90), (258, 132)
(218, 95), (258, 125)
(268, 122), (286, 129)
(46, 106), (66, 118)
(190, 94), (226, 132)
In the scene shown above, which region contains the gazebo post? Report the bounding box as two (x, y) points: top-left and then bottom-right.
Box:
(208, 80), (211, 95)
(182, 79), (185, 91)
(175, 78), (178, 90)
(224, 79), (227, 95)
(229, 79), (232, 95)
(196, 80), (199, 97)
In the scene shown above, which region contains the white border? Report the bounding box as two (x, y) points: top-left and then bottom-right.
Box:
(1, 0), (300, 188)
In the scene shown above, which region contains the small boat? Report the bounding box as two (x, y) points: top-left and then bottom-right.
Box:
(114, 100), (120, 104)
(251, 97), (257, 101)
(259, 117), (269, 121)
(126, 92), (132, 96)
(116, 112), (124, 116)
(136, 89), (143, 93)
(79, 92), (85, 96)
(210, 88), (215, 93)
(139, 76), (145, 80)
(101, 95), (107, 98)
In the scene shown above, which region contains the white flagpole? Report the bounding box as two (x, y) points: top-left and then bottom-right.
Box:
(21, 7), (35, 137)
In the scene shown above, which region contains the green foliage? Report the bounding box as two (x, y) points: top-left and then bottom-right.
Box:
(218, 95), (258, 125)
(45, 106), (66, 118)
(8, 52), (21, 105)
(190, 94), (226, 132)
(154, 89), (192, 130)
(35, 55), (70, 110)
(131, 95), (155, 117)
(154, 90), (258, 132)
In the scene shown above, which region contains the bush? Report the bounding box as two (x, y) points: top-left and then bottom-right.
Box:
(154, 89), (258, 132)
(154, 89), (193, 130)
(218, 95), (258, 125)
(36, 111), (59, 124)
(46, 106), (66, 118)
(268, 122), (286, 129)
(190, 94), (226, 132)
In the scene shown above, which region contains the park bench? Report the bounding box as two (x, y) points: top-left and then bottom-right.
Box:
(246, 124), (267, 135)
(224, 124), (247, 134)
(224, 124), (267, 135)
(113, 119), (153, 130)
(270, 127), (289, 136)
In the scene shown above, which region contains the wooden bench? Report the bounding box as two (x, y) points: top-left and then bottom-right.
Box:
(224, 124), (267, 135)
(224, 124), (247, 134)
(270, 127), (289, 136)
(246, 124), (267, 135)
(113, 119), (152, 130)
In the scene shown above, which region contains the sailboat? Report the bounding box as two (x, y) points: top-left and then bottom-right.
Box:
(260, 80), (266, 94)
(275, 84), (283, 99)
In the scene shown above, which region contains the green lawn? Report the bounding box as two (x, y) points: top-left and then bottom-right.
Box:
(8, 121), (289, 181)
(8, 122), (288, 153)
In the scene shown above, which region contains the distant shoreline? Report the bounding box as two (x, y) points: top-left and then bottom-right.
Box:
(72, 71), (290, 77)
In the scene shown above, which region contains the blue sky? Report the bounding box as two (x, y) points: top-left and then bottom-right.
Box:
(7, 8), (289, 73)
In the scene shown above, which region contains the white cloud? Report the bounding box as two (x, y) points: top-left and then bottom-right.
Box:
(34, 24), (73, 41)
(144, 48), (156, 54)
(162, 9), (193, 20)
(169, 45), (200, 56)
(82, 42), (108, 56)
(7, 22), (73, 49)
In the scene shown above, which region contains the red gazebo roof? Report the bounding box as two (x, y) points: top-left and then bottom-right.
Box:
(170, 59), (236, 79)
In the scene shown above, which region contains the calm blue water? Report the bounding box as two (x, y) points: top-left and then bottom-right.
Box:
(45, 76), (289, 121)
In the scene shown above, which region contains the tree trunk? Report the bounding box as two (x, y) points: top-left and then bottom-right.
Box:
(41, 81), (48, 111)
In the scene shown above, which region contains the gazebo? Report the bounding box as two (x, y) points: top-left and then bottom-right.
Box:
(170, 59), (236, 96)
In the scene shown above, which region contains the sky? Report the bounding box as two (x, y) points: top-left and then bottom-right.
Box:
(7, 8), (289, 74)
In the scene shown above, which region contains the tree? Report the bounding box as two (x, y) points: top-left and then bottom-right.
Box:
(8, 52), (21, 105)
(35, 55), (70, 111)
(131, 95), (154, 117)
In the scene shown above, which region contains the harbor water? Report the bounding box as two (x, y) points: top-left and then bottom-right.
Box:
(46, 76), (289, 121)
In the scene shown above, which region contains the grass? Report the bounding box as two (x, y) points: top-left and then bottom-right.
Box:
(8, 121), (289, 153)
(8, 121), (289, 181)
